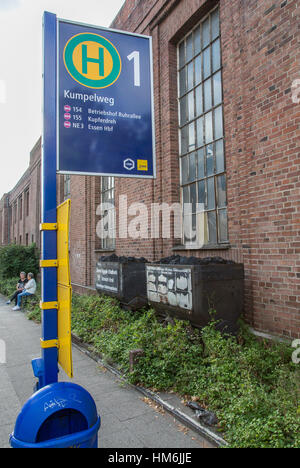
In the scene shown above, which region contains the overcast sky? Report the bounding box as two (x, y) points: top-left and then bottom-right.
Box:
(0, 0), (125, 195)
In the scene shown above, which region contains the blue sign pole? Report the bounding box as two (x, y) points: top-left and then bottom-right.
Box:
(40, 11), (59, 386)
(33, 11), (155, 388)
(10, 13), (102, 448)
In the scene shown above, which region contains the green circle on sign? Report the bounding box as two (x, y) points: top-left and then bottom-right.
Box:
(64, 33), (122, 89)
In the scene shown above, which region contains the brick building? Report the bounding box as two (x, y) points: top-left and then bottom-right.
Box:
(1, 0), (299, 339)
(0, 138), (42, 249)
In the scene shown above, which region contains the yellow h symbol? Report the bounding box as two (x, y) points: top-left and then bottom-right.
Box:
(81, 44), (104, 76)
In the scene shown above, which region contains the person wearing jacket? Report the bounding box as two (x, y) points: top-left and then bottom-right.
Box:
(12, 272), (37, 311)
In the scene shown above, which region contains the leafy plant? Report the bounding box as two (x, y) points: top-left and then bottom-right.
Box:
(0, 276), (20, 296)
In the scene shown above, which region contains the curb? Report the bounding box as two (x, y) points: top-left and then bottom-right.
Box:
(71, 334), (227, 448)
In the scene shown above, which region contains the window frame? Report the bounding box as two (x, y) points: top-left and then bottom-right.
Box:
(177, 6), (229, 248)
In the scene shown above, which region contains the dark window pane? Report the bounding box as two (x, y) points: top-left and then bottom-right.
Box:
(187, 91), (195, 121)
(217, 174), (227, 208)
(206, 144), (214, 176)
(214, 106), (223, 140)
(197, 148), (205, 179)
(195, 54), (202, 85)
(183, 185), (189, 204)
(195, 85), (203, 116)
(196, 117), (204, 148)
(205, 111), (213, 144)
(188, 122), (196, 151)
(194, 26), (201, 55)
(198, 179), (206, 206)
(208, 211), (217, 244)
(213, 71), (222, 106)
(181, 155), (189, 185)
(202, 18), (210, 48)
(204, 78), (212, 111)
(211, 9), (220, 40)
(180, 96), (187, 126)
(186, 33), (193, 62)
(180, 126), (188, 155)
(203, 47), (211, 80)
(188, 152), (196, 183)
(218, 209), (228, 242)
(187, 62), (194, 91)
(212, 39), (221, 72)
(216, 139), (225, 173)
(179, 68), (187, 96)
(207, 177), (215, 210)
(179, 41), (185, 68)
(190, 182), (197, 213)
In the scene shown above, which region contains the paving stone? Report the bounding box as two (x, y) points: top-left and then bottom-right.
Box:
(100, 428), (146, 449)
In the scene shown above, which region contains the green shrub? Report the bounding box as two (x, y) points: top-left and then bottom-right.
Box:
(26, 304), (42, 322)
(0, 244), (40, 279)
(0, 277), (20, 296)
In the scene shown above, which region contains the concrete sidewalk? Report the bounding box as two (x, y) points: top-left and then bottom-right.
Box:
(0, 295), (213, 448)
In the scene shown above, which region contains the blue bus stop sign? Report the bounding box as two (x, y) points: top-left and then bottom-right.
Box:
(57, 19), (156, 178)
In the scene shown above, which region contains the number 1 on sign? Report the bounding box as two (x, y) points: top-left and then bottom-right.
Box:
(127, 51), (141, 87)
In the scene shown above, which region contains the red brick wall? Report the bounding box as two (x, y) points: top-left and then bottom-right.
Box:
(90, 0), (298, 339)
(219, 0), (300, 339)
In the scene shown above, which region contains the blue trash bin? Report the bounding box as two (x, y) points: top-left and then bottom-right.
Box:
(10, 382), (101, 448)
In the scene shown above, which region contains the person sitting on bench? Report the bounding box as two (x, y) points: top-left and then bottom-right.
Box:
(6, 272), (28, 306)
(13, 272), (37, 311)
